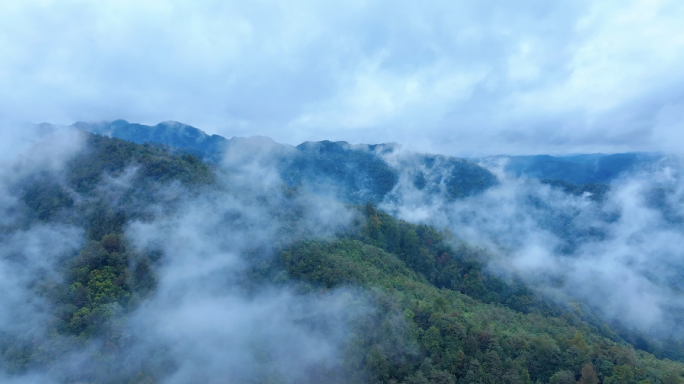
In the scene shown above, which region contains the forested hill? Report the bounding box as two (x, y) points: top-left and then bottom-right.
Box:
(73, 120), (498, 204)
(73, 120), (660, 191)
(489, 153), (662, 185)
(271, 206), (684, 383)
(1, 130), (683, 383)
(72, 119), (229, 163)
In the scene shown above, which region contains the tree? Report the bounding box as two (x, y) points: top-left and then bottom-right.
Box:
(549, 370), (575, 384)
(402, 372), (428, 384)
(429, 370), (456, 384)
(611, 364), (635, 384)
(578, 364), (599, 384)
(423, 326), (442, 356)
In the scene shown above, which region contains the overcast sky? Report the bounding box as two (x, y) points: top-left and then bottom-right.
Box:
(2, 0), (683, 156)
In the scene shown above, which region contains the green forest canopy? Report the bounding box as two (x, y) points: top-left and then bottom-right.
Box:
(1, 133), (682, 384)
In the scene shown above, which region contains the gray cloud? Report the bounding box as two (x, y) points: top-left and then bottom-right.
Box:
(2, 0), (684, 155)
(380, 152), (684, 335)
(0, 122), (363, 382)
(0, 125), (86, 383)
(0, 224), (83, 336)
(116, 147), (362, 383)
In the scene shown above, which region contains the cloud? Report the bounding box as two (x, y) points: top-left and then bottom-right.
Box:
(0, 125), (86, 383)
(115, 148), (362, 383)
(0, 123), (362, 382)
(128, 287), (362, 384)
(0, 224), (83, 336)
(2, 0), (684, 155)
(0, 122), (84, 223)
(380, 153), (684, 335)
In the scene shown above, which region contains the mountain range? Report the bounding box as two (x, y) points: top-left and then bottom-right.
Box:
(1, 120), (680, 384)
(72, 119), (661, 201)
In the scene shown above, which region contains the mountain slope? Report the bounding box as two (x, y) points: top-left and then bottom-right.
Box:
(496, 153), (662, 184)
(72, 119), (228, 162)
(75, 120), (498, 204)
(261, 205), (684, 383)
(1, 131), (683, 383)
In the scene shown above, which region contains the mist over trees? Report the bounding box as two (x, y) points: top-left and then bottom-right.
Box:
(0, 123), (683, 383)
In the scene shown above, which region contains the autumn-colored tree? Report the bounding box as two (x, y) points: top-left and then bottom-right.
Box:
(578, 364), (599, 384)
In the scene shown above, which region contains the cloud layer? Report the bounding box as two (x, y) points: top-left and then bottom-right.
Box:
(380, 153), (684, 336)
(0, 124), (362, 383)
(2, 0), (684, 155)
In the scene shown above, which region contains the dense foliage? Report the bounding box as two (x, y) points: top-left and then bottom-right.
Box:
(267, 205), (684, 383)
(502, 153), (660, 185)
(1, 133), (682, 383)
(75, 121), (499, 204)
(281, 140), (400, 204)
(539, 179), (610, 203)
(73, 120), (228, 163)
(2, 134), (212, 380)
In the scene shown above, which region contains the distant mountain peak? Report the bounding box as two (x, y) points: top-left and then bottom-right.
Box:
(488, 152), (662, 184)
(73, 119), (227, 162)
(72, 119), (499, 202)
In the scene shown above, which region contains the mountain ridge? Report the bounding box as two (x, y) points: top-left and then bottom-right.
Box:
(1, 128), (683, 383)
(72, 120), (498, 204)
(73, 119), (662, 188)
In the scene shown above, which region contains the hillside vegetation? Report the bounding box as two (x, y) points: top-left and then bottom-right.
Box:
(259, 204), (684, 383)
(0, 133), (682, 383)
